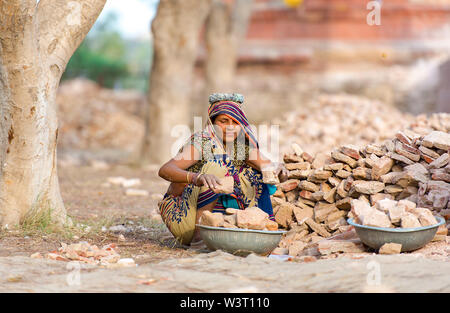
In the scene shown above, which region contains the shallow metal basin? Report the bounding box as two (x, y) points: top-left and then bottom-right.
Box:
(197, 224), (287, 257)
(347, 216), (445, 252)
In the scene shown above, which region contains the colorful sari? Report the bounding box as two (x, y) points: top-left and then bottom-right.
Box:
(158, 100), (275, 245)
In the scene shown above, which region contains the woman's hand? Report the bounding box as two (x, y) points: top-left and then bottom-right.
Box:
(275, 163), (289, 183)
(194, 173), (222, 191)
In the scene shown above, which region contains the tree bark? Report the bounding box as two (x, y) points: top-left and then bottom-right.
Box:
(0, 0), (106, 228)
(199, 0), (253, 118)
(140, 0), (212, 165)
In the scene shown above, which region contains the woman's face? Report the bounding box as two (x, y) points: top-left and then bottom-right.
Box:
(213, 114), (241, 143)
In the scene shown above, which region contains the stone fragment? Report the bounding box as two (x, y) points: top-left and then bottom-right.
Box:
(389, 152), (414, 165)
(328, 176), (341, 187)
(401, 213), (421, 228)
(326, 217), (348, 231)
(288, 169), (312, 179)
(324, 163), (344, 171)
(285, 162), (311, 171)
(288, 241), (307, 257)
(395, 131), (413, 146)
(417, 209), (438, 227)
(428, 153), (449, 169)
(318, 239), (365, 255)
(370, 193), (394, 206)
(422, 131), (450, 150)
(399, 199), (417, 211)
(304, 218), (331, 238)
(279, 179), (299, 192)
(419, 145), (441, 159)
(336, 197), (352, 210)
(275, 203), (295, 228)
(366, 144), (385, 156)
(265, 219), (279, 231)
(395, 141), (421, 162)
(308, 169), (333, 182)
(379, 243), (402, 254)
(302, 152), (314, 163)
(340, 144), (361, 160)
(213, 176), (234, 194)
(350, 199), (372, 224)
(352, 180), (385, 195)
(236, 207), (268, 230)
(284, 154), (303, 163)
(314, 202), (338, 223)
(335, 170), (352, 179)
(363, 209), (393, 228)
(299, 190), (314, 200)
(388, 205), (406, 225)
(380, 172), (404, 184)
(299, 181), (320, 192)
(311, 191), (324, 201)
(353, 167), (371, 180)
(323, 187), (337, 203)
(200, 211), (225, 227)
(262, 166), (280, 184)
(337, 180), (348, 198)
(326, 210), (347, 223)
(375, 198), (398, 213)
(331, 149), (358, 168)
(293, 205), (314, 225)
(224, 214), (237, 226)
(384, 184), (403, 194)
(372, 157), (394, 180)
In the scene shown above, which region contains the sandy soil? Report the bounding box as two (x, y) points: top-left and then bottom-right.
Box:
(0, 164), (448, 293)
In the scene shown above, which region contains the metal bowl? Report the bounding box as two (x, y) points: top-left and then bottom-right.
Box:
(347, 216), (445, 252)
(196, 224), (287, 257)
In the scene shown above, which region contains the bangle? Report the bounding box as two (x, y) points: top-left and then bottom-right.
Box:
(194, 173), (203, 185)
(186, 171), (191, 184)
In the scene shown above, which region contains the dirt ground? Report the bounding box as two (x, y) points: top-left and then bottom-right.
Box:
(0, 163), (449, 293)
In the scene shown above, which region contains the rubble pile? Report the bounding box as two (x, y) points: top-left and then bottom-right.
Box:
(57, 78), (145, 153)
(200, 207), (278, 231)
(351, 198), (438, 228)
(274, 94), (450, 157)
(274, 94), (416, 156)
(31, 242), (136, 268)
(271, 129), (450, 257)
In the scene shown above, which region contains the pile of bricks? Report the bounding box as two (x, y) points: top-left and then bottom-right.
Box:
(271, 126), (450, 257)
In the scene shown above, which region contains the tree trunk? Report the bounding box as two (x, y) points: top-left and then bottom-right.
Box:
(0, 0), (106, 228)
(198, 0), (253, 118)
(140, 0), (212, 165)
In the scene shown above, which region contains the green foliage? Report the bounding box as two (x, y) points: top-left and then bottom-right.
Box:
(62, 11), (151, 92)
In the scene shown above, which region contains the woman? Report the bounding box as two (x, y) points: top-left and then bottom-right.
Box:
(158, 93), (288, 245)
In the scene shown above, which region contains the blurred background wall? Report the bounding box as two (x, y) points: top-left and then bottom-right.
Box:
(56, 0), (450, 163)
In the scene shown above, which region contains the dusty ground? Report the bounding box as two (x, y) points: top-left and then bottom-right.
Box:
(0, 163), (449, 293)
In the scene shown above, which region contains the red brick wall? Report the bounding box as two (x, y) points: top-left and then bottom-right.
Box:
(247, 0), (450, 40)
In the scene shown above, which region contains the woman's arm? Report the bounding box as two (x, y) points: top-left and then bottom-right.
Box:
(158, 144), (221, 189)
(246, 148), (289, 182)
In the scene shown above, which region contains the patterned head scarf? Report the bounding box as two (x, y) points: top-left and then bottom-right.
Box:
(206, 93), (259, 150)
